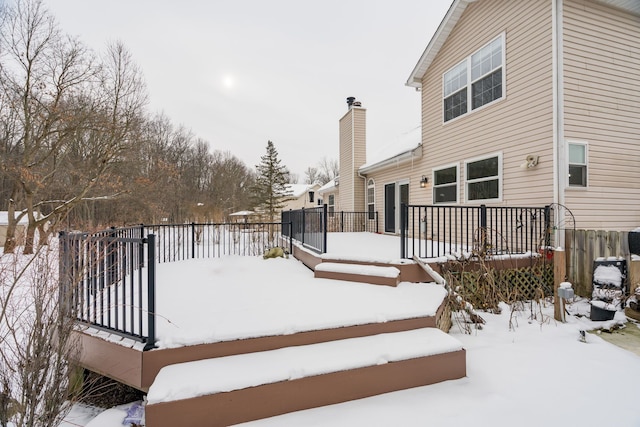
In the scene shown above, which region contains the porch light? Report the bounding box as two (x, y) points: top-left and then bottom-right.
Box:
(420, 176), (429, 188)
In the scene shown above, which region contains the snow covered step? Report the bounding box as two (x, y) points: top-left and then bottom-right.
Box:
(314, 262), (401, 286)
(145, 328), (466, 427)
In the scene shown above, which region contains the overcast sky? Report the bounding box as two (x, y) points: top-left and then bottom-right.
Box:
(45, 0), (452, 180)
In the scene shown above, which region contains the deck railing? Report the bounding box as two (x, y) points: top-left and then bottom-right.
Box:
(59, 227), (156, 349)
(327, 211), (378, 233)
(400, 204), (550, 259)
(282, 205), (327, 254)
(59, 222), (292, 349)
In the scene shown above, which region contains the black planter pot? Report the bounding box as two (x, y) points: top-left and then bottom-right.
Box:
(629, 231), (640, 255)
(590, 304), (616, 321)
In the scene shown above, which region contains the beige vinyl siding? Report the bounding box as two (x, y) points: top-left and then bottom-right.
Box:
(338, 109), (354, 211)
(338, 107), (367, 212)
(563, 0), (640, 230)
(365, 159), (424, 234)
(352, 108), (367, 211)
(420, 0), (554, 207)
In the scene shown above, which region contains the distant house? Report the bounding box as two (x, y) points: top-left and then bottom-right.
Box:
(0, 211), (27, 246)
(334, 0), (639, 245)
(280, 183), (322, 212)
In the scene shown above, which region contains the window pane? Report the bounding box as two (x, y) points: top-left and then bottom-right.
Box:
(434, 166), (457, 185)
(569, 165), (586, 186)
(569, 144), (585, 164)
(468, 179), (499, 200)
(444, 61), (467, 96)
(368, 204), (375, 220)
(471, 37), (502, 81)
(467, 156), (498, 180)
(472, 69), (502, 109)
(434, 184), (457, 203)
(444, 88), (468, 122)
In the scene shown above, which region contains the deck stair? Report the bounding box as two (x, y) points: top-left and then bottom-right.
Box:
(314, 261), (401, 286)
(145, 328), (466, 427)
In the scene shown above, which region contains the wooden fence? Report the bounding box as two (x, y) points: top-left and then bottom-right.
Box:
(565, 229), (635, 297)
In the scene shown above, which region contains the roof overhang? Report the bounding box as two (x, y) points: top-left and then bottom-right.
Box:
(406, 0), (638, 89)
(358, 145), (423, 175)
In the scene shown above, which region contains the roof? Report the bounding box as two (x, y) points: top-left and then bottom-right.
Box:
(358, 126), (422, 175)
(285, 183), (320, 198)
(318, 178), (338, 195)
(406, 0), (639, 88)
(0, 211), (29, 225)
(229, 210), (255, 216)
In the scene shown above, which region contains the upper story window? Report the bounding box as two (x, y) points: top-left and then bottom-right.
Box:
(367, 179), (375, 220)
(568, 142), (587, 187)
(443, 34), (505, 122)
(328, 194), (335, 215)
(465, 153), (502, 202)
(433, 164), (458, 203)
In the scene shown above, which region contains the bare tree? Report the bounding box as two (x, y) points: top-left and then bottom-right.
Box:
(317, 157), (338, 185)
(0, 0), (147, 253)
(0, 243), (81, 426)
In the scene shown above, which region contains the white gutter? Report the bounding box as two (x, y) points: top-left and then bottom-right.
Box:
(552, 0), (566, 248)
(359, 145), (422, 175)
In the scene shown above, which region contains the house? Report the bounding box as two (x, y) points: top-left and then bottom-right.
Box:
(0, 211), (27, 246)
(280, 183), (322, 212)
(334, 0), (639, 246)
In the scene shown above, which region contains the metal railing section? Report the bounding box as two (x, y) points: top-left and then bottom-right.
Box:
(401, 204), (550, 259)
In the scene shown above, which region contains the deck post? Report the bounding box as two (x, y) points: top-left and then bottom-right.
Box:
(400, 204), (406, 259)
(145, 234), (157, 350)
(323, 203), (328, 254)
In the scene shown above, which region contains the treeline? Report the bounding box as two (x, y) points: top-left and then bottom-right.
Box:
(0, 0), (254, 253)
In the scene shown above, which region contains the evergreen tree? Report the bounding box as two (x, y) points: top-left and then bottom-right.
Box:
(252, 140), (292, 221)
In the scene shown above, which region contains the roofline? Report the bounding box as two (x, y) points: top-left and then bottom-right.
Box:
(406, 0), (638, 88)
(358, 144), (422, 175)
(405, 0), (471, 88)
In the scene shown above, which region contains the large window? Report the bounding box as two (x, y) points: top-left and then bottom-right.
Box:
(568, 142), (587, 187)
(367, 179), (375, 220)
(465, 154), (501, 201)
(443, 34), (504, 122)
(433, 164), (458, 203)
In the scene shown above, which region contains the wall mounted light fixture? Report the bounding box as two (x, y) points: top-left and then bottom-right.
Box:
(420, 175), (429, 188)
(520, 155), (540, 169)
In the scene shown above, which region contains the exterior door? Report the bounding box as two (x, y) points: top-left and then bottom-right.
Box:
(384, 184), (395, 233)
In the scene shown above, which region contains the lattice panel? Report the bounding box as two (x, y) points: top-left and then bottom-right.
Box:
(446, 264), (554, 310)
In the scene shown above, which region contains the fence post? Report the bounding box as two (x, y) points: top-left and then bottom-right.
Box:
(107, 227), (117, 288)
(139, 224), (145, 268)
(323, 203), (328, 253)
(191, 222), (196, 258)
(400, 204), (407, 259)
(544, 205), (551, 248)
(144, 234), (156, 350)
(58, 231), (70, 317)
(375, 211), (379, 234)
(301, 207), (306, 245)
(480, 204), (487, 254)
(288, 222), (293, 255)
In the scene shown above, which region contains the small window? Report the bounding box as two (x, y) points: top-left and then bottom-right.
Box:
(465, 154), (501, 201)
(568, 142), (587, 187)
(317, 198), (323, 206)
(433, 165), (458, 203)
(328, 194), (335, 215)
(367, 179), (375, 220)
(308, 191), (314, 203)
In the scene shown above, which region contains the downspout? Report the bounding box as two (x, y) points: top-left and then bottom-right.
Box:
(552, 0), (566, 248)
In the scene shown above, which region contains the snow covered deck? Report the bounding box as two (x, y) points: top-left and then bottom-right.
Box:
(75, 245), (450, 390)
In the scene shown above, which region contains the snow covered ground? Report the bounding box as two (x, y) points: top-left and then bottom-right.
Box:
(62, 248), (640, 426)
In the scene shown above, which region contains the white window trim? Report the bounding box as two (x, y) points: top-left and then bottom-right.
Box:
(442, 32), (506, 125)
(432, 162), (459, 204)
(464, 152), (503, 203)
(567, 140), (588, 189)
(367, 178), (375, 219)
